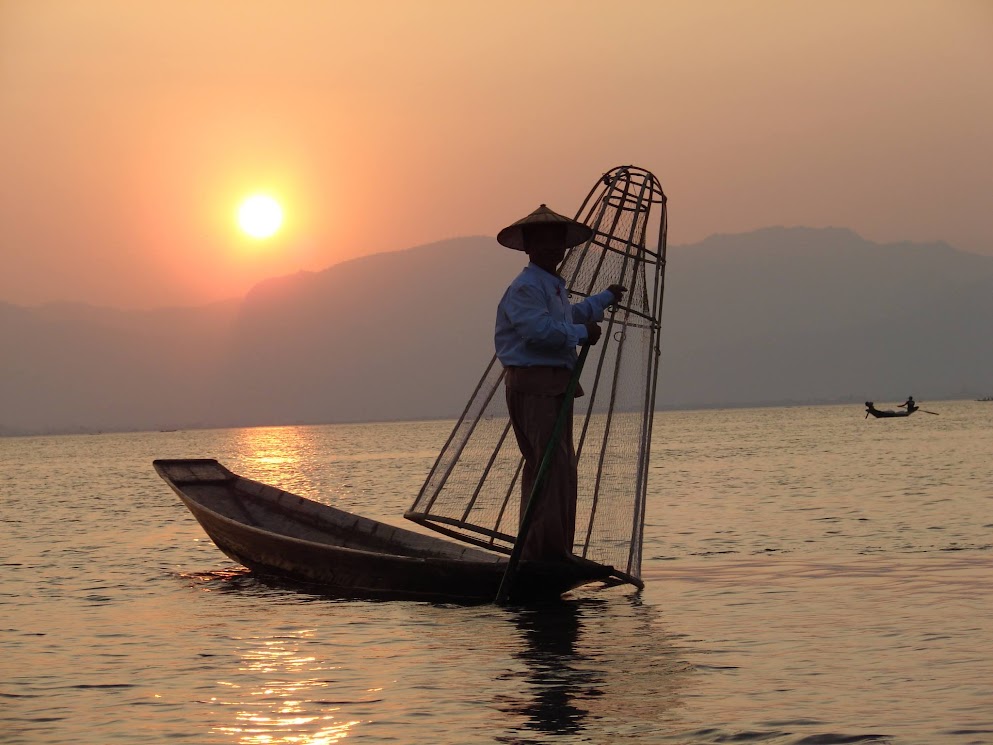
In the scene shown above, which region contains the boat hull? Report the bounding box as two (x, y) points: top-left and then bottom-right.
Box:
(155, 459), (613, 603)
(865, 402), (915, 418)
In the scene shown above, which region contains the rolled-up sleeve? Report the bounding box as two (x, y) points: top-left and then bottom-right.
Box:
(570, 289), (615, 324)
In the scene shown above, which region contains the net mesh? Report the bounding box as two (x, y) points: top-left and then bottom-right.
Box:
(405, 166), (667, 581)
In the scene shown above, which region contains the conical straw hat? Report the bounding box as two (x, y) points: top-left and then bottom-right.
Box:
(496, 204), (592, 251)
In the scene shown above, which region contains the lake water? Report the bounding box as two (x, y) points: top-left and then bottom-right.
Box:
(2, 401), (992, 744)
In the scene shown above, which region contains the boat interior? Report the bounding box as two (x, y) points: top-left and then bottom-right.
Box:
(154, 459), (504, 564)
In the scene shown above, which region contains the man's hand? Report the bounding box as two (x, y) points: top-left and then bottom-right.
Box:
(585, 321), (602, 346)
(607, 284), (627, 304)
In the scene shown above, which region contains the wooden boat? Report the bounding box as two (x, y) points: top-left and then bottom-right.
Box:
(154, 458), (614, 603)
(154, 166), (668, 604)
(864, 401), (917, 418)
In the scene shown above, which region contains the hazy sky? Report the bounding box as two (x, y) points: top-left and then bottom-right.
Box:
(2, 1), (991, 308)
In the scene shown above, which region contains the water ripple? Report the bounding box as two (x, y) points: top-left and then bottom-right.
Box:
(2, 404), (992, 743)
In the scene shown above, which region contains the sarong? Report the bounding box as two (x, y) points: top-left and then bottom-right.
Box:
(505, 366), (578, 562)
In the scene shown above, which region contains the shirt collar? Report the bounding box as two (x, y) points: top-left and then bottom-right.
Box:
(526, 262), (564, 283)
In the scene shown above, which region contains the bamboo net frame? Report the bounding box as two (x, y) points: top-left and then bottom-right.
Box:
(405, 166), (668, 586)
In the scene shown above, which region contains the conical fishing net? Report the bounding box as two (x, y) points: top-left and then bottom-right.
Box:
(405, 166), (667, 583)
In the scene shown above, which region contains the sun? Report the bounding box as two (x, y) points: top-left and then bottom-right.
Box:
(237, 194), (284, 239)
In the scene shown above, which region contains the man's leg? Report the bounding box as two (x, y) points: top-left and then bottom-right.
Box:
(506, 387), (577, 561)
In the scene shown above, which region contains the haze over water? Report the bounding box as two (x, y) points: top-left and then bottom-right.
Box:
(3, 401), (992, 744)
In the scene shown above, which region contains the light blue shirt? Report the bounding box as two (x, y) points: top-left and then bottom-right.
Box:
(495, 263), (615, 369)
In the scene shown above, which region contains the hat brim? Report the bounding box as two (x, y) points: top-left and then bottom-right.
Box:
(496, 222), (593, 251)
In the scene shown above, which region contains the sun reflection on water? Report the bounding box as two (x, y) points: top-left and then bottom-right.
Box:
(232, 426), (324, 498)
(235, 426), (306, 471)
(211, 630), (363, 744)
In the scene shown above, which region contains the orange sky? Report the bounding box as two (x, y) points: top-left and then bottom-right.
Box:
(1, 1), (991, 308)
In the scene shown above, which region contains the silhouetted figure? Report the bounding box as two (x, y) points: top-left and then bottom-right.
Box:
(898, 396), (917, 413)
(494, 204), (625, 562)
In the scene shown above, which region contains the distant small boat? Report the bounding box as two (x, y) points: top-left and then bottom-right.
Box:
(977, 396), (993, 402)
(864, 401), (916, 418)
(154, 458), (614, 603)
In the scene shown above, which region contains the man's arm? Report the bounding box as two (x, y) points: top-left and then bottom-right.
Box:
(570, 284), (626, 324)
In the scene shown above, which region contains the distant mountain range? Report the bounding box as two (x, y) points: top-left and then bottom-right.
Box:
(2, 227), (991, 436)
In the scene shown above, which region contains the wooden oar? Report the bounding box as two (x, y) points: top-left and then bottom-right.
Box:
(495, 344), (590, 606)
(920, 409), (939, 415)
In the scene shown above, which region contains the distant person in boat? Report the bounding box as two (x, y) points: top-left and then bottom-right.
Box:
(494, 204), (626, 563)
(898, 396), (917, 413)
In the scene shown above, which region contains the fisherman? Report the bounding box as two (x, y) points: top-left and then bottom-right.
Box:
(494, 204), (625, 562)
(898, 395), (917, 413)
